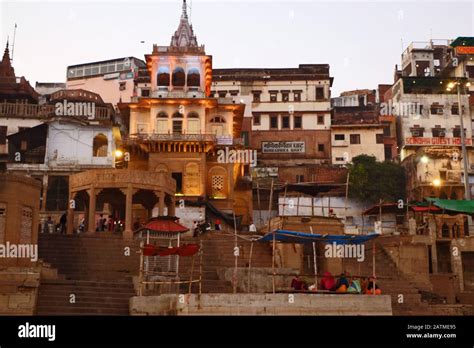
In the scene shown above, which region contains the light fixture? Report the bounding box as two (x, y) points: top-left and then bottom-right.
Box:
(447, 82), (456, 89)
(432, 179), (442, 187)
(115, 149), (124, 158)
(420, 155), (429, 164)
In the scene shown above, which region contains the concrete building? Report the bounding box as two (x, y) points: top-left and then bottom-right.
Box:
(66, 56), (145, 105)
(385, 40), (473, 201)
(212, 64), (333, 184)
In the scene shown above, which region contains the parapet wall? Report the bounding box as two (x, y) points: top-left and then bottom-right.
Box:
(130, 293), (392, 316)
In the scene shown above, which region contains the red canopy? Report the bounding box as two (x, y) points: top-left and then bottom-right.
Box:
(411, 206), (441, 212)
(143, 244), (200, 257)
(141, 217), (189, 233)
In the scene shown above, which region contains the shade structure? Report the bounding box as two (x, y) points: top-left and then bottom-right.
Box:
(136, 216), (189, 234)
(258, 230), (379, 245)
(425, 198), (474, 215)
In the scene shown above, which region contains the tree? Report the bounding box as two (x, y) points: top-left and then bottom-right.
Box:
(348, 155), (406, 204)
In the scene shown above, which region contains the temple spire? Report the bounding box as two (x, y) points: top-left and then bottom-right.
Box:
(2, 39), (11, 63)
(181, 0), (188, 20)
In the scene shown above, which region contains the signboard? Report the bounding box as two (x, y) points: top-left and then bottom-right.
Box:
(262, 141), (305, 153)
(103, 72), (120, 80)
(405, 137), (472, 146)
(216, 136), (233, 145)
(455, 46), (474, 55)
(252, 167), (279, 178)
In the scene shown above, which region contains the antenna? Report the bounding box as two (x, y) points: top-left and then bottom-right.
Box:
(189, 0), (192, 22)
(11, 23), (17, 61)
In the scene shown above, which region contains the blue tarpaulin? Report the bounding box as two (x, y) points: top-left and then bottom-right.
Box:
(257, 230), (379, 245)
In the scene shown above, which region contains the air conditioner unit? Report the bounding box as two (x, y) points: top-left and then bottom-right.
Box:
(439, 131), (446, 137)
(412, 131), (421, 137)
(437, 109), (444, 115)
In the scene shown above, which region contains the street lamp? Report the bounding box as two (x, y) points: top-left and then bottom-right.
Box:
(432, 178), (442, 187)
(446, 78), (471, 200)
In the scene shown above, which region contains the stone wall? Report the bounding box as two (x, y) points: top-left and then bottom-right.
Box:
(130, 293), (392, 316)
(0, 268), (40, 315)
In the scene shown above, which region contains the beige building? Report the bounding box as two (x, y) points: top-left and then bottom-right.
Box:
(331, 124), (385, 165)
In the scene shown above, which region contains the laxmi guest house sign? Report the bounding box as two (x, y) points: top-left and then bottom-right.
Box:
(405, 137), (473, 146)
(262, 141), (305, 153)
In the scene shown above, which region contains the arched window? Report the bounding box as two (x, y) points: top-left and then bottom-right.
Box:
(210, 116), (226, 123)
(93, 134), (108, 157)
(156, 112), (169, 134)
(172, 111), (183, 118)
(187, 112), (200, 133)
(172, 67), (185, 87)
(187, 68), (200, 87)
(157, 67), (170, 87)
(441, 223), (450, 238)
(46, 176), (69, 211)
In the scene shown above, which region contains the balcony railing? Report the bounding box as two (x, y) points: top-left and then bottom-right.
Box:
(0, 102), (112, 120)
(124, 133), (217, 143)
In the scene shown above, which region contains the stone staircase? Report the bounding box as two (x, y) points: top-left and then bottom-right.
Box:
(179, 232), (274, 293)
(351, 241), (472, 315)
(37, 233), (140, 315)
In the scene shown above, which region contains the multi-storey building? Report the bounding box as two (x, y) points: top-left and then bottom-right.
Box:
(66, 56), (145, 105)
(386, 40), (473, 201)
(212, 64), (333, 184)
(110, 0), (251, 232)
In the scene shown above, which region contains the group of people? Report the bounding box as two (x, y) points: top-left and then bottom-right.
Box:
(42, 213), (67, 234)
(96, 214), (124, 233)
(192, 219), (222, 237)
(291, 272), (381, 295)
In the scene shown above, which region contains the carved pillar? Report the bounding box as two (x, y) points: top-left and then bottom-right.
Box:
(87, 187), (96, 234)
(123, 185), (135, 239)
(41, 174), (48, 212)
(168, 194), (176, 217)
(158, 191), (165, 216)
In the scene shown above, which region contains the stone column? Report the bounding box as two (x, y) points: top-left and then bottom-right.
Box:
(158, 191), (165, 216)
(87, 187), (96, 234)
(168, 194), (176, 217)
(124, 185), (134, 239)
(41, 174), (48, 212)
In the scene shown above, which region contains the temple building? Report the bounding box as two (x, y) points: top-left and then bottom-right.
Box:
(81, 0), (252, 234)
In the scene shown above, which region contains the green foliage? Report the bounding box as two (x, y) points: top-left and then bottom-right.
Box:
(348, 155), (406, 204)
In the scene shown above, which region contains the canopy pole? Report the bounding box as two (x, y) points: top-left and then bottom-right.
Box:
(188, 254), (195, 295)
(248, 241), (254, 293)
(272, 230), (276, 294)
(372, 239), (376, 295)
(198, 240), (203, 309)
(233, 210), (238, 294)
(379, 199), (383, 234)
(310, 226), (318, 290)
(257, 180), (263, 227)
(267, 179), (274, 233)
(138, 240), (144, 296)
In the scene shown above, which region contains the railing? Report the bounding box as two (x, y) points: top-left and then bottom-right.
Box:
(124, 133), (217, 143)
(0, 102), (112, 120)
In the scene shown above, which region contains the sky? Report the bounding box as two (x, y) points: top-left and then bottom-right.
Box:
(0, 0), (473, 96)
